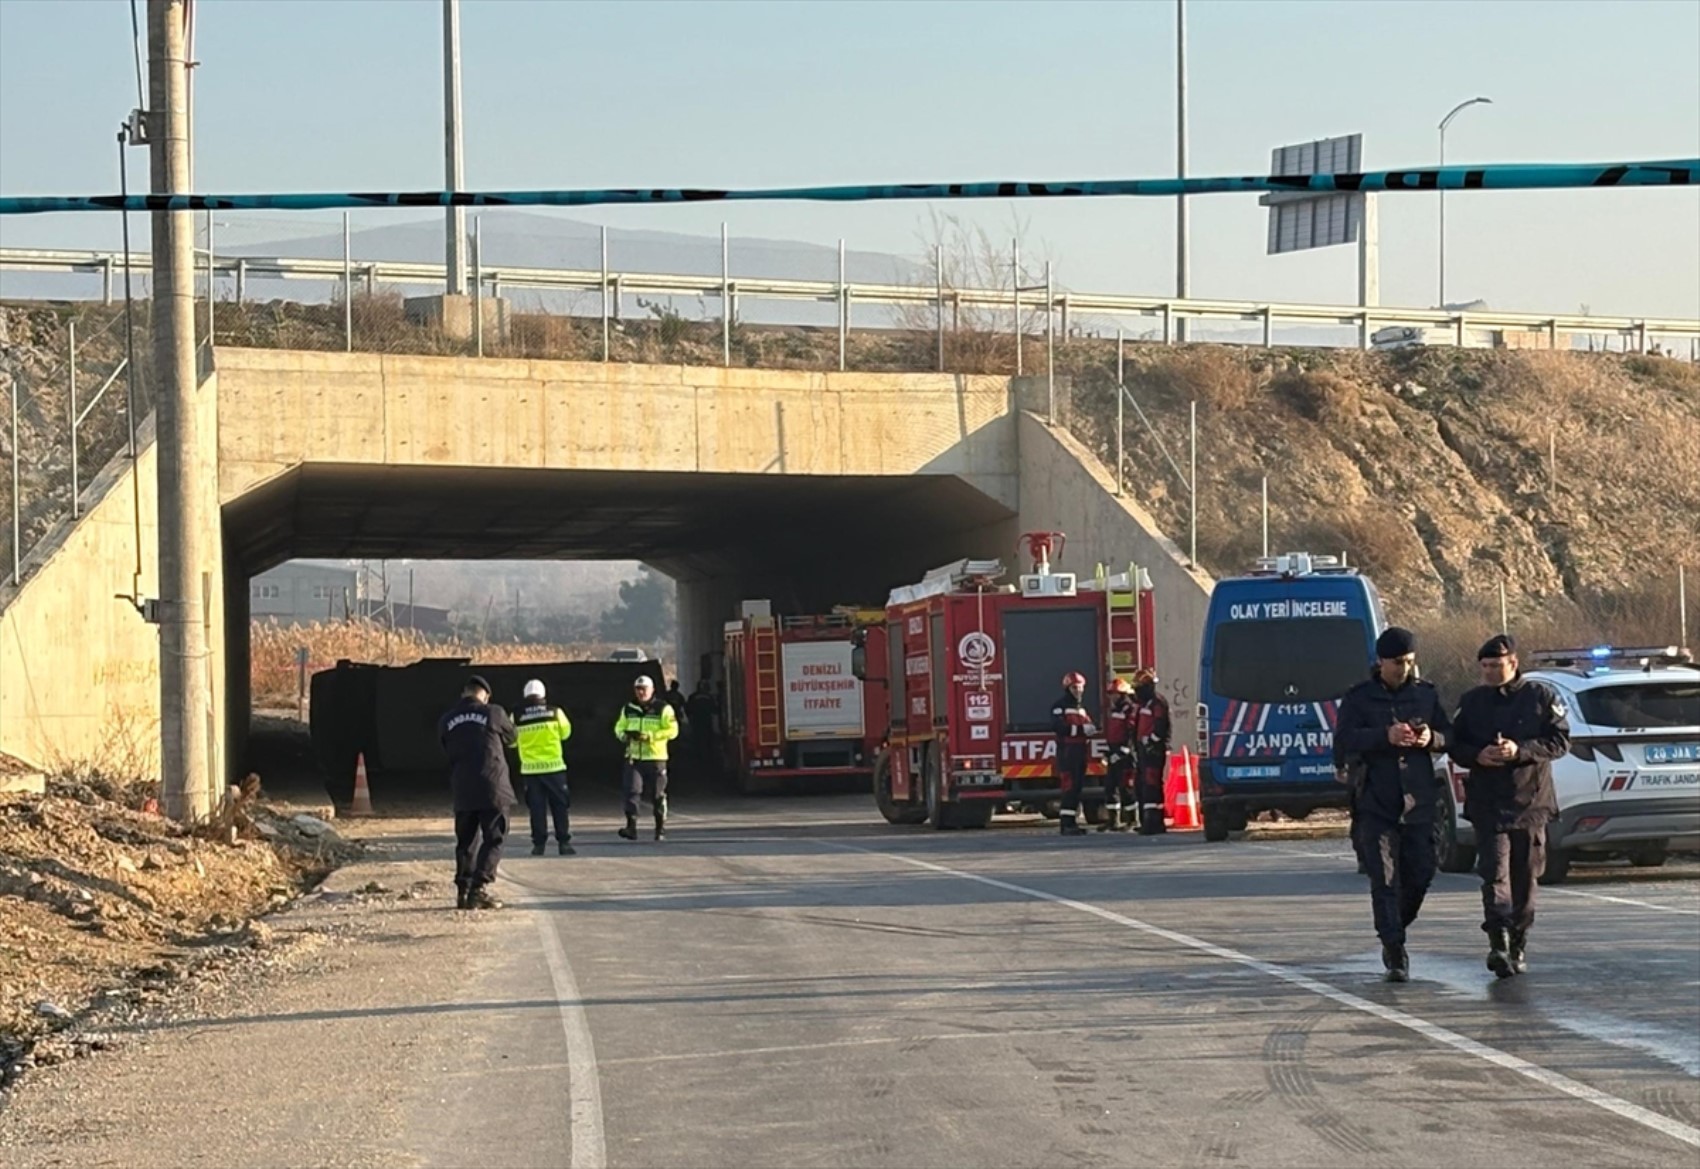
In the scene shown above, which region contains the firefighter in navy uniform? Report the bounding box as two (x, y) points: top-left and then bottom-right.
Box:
(1098, 677), (1138, 832)
(1130, 669), (1172, 835)
(1448, 634), (1570, 979)
(615, 675), (680, 842)
(437, 674), (518, 911)
(1333, 628), (1452, 982)
(1051, 672), (1094, 836)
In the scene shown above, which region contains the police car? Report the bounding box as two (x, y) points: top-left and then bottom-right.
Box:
(1434, 646), (1700, 883)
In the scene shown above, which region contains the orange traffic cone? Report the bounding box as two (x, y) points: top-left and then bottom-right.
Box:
(1163, 748), (1202, 831)
(349, 752), (374, 817)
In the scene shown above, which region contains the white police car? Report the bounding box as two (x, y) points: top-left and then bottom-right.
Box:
(1435, 646), (1700, 883)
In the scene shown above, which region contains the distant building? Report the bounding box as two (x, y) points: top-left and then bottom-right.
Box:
(249, 563), (453, 634)
(250, 563), (355, 625)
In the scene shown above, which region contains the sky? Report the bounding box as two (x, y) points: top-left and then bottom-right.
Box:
(0, 0), (1696, 318)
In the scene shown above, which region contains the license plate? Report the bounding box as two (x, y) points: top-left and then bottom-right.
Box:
(1645, 744), (1700, 765)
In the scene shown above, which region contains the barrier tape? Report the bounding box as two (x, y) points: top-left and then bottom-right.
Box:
(1, 160), (1692, 216)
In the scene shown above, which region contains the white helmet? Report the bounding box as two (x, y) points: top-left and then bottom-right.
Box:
(523, 679), (546, 700)
(634, 675), (656, 691)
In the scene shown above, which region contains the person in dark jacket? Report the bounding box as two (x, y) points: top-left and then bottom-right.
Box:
(438, 675), (518, 910)
(1052, 671), (1094, 837)
(1448, 634), (1570, 978)
(1098, 677), (1137, 832)
(1333, 627), (1452, 982)
(1130, 669), (1173, 836)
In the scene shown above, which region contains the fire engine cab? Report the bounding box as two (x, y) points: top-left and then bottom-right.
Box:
(722, 602), (886, 795)
(858, 533), (1156, 829)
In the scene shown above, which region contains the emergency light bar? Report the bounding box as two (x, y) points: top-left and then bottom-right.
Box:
(1251, 552), (1349, 578)
(1528, 645), (1694, 670)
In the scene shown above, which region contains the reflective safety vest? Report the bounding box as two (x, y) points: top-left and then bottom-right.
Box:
(514, 703), (572, 775)
(615, 699), (678, 762)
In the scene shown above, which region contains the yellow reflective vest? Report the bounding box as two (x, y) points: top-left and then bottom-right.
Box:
(514, 702), (572, 775)
(614, 699), (678, 762)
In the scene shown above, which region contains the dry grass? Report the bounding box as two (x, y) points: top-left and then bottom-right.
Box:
(248, 619), (647, 711)
(1272, 369), (1362, 426)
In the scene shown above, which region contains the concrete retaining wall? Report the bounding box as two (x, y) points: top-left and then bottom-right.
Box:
(1015, 412), (1215, 717)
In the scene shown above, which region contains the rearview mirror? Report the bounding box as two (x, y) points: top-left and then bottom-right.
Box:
(851, 645), (867, 681)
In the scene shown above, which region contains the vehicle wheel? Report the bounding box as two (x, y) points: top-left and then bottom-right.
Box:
(1227, 804), (1250, 833)
(1041, 802), (1061, 820)
(1538, 847), (1573, 885)
(924, 747), (950, 831)
(952, 801), (995, 830)
(1202, 801), (1230, 843)
(1083, 800), (1106, 826)
(873, 751), (926, 826)
(1434, 789), (1476, 874)
(1628, 842), (1669, 868)
(1285, 806), (1313, 822)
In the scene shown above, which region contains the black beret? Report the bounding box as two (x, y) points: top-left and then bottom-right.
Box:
(1376, 627), (1416, 659)
(1477, 634), (1516, 660)
(465, 674), (492, 693)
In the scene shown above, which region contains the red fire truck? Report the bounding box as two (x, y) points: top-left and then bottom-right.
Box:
(722, 603), (888, 795)
(859, 534), (1156, 829)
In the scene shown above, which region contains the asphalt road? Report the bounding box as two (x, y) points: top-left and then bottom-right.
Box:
(4, 793), (1698, 1169)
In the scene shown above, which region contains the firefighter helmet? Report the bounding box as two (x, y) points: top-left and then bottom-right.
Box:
(1109, 676), (1134, 694)
(1132, 667), (1158, 687)
(1062, 671), (1087, 688)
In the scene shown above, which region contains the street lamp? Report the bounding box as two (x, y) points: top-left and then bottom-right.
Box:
(1438, 96), (1492, 307)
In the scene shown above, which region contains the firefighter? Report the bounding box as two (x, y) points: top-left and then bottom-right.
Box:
(1098, 677), (1137, 831)
(1051, 671), (1094, 836)
(615, 674), (679, 842)
(438, 674), (517, 911)
(1334, 627), (1451, 983)
(1131, 668), (1173, 835)
(1448, 634), (1570, 979)
(515, 679), (574, 856)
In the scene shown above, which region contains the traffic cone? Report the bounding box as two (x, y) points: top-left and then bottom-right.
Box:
(1163, 749), (1202, 831)
(349, 752), (374, 817)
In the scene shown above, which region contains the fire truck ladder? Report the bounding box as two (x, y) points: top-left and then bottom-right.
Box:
(752, 622), (783, 749)
(1098, 562), (1143, 680)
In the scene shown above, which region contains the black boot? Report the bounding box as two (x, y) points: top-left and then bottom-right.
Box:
(1509, 929), (1528, 974)
(530, 843), (546, 856)
(455, 884), (470, 910)
(1097, 805), (1120, 832)
(1060, 817), (1087, 836)
(654, 814), (667, 841)
(1486, 927), (1515, 979)
(1382, 942), (1409, 983)
(467, 887), (504, 911)
(558, 839), (577, 856)
(617, 816), (638, 841)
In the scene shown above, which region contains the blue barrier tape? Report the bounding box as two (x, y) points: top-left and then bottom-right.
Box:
(0, 160), (1692, 216)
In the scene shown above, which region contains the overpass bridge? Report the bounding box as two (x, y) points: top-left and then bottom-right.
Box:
(0, 347), (1209, 785)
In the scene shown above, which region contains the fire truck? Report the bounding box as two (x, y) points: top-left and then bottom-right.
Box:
(722, 602), (887, 795)
(857, 533), (1156, 829)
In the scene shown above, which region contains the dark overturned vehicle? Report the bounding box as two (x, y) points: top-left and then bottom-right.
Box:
(310, 655), (664, 805)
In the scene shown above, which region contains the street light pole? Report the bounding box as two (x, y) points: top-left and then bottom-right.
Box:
(1175, 0), (1190, 341)
(1438, 95), (1492, 307)
(443, 0), (467, 296)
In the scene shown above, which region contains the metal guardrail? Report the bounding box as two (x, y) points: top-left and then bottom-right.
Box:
(3, 246), (1696, 361)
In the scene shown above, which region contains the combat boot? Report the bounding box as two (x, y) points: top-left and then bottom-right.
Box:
(654, 813), (667, 842)
(1486, 927), (1515, 979)
(467, 887), (504, 911)
(455, 885), (470, 911)
(1382, 942), (1409, 983)
(617, 816), (638, 841)
(530, 843), (546, 856)
(1097, 804), (1121, 832)
(1508, 929), (1529, 974)
(558, 840), (577, 856)
(1060, 817), (1087, 837)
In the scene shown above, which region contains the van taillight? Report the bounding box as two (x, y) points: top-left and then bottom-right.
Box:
(1196, 703), (1209, 749)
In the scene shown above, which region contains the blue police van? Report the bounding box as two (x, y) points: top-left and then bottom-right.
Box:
(1196, 552), (1386, 841)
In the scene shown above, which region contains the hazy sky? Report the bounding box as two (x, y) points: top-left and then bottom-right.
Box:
(1, 0), (1696, 317)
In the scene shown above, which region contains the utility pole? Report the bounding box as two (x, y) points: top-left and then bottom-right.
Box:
(149, 0), (213, 823)
(443, 0), (467, 295)
(1175, 0), (1190, 342)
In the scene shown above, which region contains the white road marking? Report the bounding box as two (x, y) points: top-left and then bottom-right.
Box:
(535, 910), (607, 1169)
(828, 841), (1700, 1150)
(1545, 886), (1700, 916)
